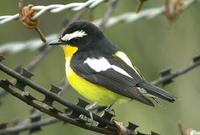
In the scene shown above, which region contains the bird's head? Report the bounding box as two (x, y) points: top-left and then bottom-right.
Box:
(49, 21), (104, 51)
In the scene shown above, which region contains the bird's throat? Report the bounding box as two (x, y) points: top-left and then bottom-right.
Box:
(63, 45), (78, 59)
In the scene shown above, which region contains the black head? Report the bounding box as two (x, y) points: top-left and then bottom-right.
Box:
(49, 21), (104, 50)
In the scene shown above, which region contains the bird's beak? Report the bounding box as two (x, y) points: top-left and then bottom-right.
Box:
(48, 39), (64, 46)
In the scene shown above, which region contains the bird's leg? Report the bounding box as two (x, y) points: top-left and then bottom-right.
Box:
(84, 103), (115, 122)
(85, 102), (97, 111)
(100, 104), (115, 117)
(85, 102), (97, 121)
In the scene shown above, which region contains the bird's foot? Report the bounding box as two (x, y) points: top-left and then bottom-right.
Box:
(100, 106), (115, 117)
(83, 102), (98, 123)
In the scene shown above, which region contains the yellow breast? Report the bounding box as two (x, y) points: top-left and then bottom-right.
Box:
(63, 46), (128, 106)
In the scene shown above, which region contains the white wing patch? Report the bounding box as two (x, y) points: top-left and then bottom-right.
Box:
(84, 57), (133, 78)
(61, 30), (87, 41)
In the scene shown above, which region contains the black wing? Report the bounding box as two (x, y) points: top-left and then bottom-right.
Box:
(71, 54), (155, 106)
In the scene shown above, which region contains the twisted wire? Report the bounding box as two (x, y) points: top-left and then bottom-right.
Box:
(0, 0), (105, 24)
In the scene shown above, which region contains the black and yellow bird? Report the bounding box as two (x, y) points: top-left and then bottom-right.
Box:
(49, 21), (175, 107)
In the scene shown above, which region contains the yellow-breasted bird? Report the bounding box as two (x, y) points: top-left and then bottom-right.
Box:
(49, 21), (175, 107)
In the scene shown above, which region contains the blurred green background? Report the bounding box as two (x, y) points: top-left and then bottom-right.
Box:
(0, 0), (200, 135)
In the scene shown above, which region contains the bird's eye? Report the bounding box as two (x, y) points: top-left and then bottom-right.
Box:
(59, 37), (64, 42)
(73, 37), (81, 42)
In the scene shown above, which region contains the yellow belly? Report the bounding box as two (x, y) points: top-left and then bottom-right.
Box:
(65, 60), (129, 106)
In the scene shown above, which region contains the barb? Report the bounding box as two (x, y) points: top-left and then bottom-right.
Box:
(0, 0), (197, 54)
(0, 0), (105, 24)
(0, 79), (69, 134)
(0, 10), (110, 129)
(0, 46), (52, 99)
(0, 57), (113, 124)
(153, 55), (200, 86)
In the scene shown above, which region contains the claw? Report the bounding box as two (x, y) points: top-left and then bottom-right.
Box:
(89, 111), (93, 121)
(85, 102), (97, 121)
(85, 102), (97, 111)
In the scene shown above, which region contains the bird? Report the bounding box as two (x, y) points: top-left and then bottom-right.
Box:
(49, 21), (175, 108)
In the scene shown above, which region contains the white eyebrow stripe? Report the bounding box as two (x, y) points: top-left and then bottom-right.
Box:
(84, 57), (133, 78)
(61, 30), (87, 41)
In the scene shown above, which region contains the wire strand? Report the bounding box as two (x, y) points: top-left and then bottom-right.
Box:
(0, 0), (105, 24)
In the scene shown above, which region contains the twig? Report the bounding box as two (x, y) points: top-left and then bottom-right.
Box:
(136, 0), (148, 13)
(26, 47), (52, 71)
(0, 91), (6, 100)
(178, 122), (185, 135)
(19, 1), (46, 43)
(99, 0), (118, 30)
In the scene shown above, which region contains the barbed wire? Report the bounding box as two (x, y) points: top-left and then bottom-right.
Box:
(1, 53), (200, 135)
(0, 2), (119, 132)
(0, 35), (56, 54)
(0, 0), (105, 24)
(0, 56), (158, 135)
(94, 0), (198, 27)
(0, 0), (198, 54)
(153, 55), (200, 86)
(0, 117), (59, 135)
(1, 54), (200, 135)
(0, 0), (199, 134)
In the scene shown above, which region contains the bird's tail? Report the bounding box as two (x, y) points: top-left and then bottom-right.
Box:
(137, 81), (175, 102)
